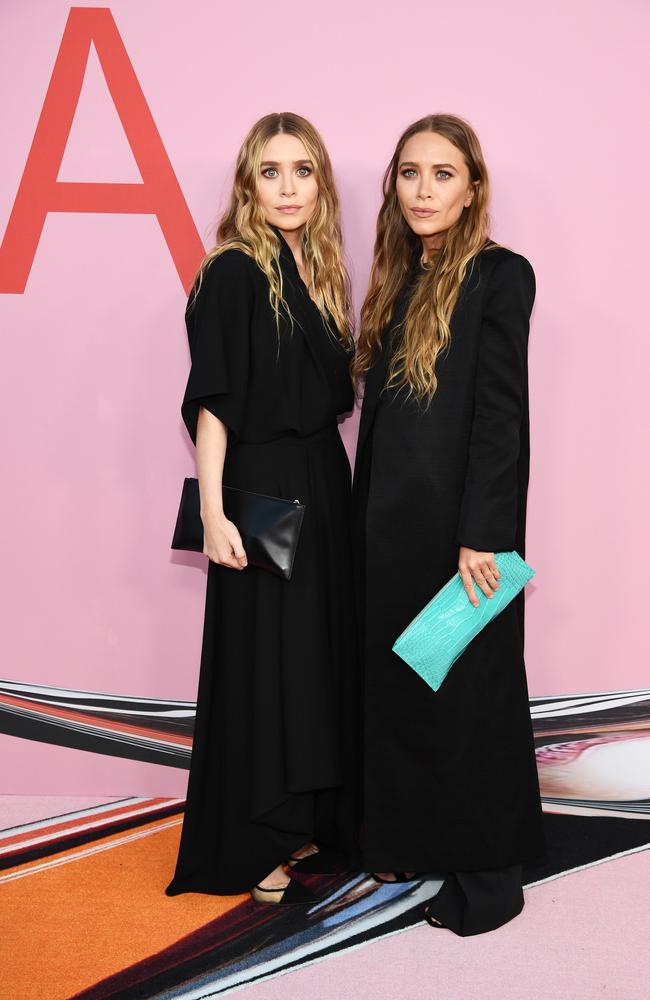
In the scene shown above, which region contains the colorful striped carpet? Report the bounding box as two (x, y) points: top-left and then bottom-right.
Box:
(1, 792), (648, 999)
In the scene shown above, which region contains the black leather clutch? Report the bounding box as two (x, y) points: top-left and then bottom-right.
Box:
(171, 477), (306, 580)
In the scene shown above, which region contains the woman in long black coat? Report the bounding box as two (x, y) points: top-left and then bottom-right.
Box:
(165, 113), (361, 906)
(351, 115), (547, 936)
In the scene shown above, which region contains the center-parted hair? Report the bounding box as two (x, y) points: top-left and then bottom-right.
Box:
(352, 113), (503, 404)
(190, 112), (354, 349)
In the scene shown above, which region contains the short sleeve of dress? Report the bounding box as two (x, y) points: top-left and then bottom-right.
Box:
(180, 249), (254, 446)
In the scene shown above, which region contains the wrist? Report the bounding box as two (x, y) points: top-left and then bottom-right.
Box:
(200, 505), (226, 525)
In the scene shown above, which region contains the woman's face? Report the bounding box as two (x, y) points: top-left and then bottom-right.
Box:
(256, 133), (319, 233)
(395, 131), (476, 247)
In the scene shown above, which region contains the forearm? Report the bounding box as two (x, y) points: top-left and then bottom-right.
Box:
(195, 405), (228, 522)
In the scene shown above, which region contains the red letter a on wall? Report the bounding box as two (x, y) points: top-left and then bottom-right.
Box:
(0, 7), (204, 294)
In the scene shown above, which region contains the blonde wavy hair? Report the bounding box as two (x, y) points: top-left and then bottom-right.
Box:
(189, 112), (353, 348)
(352, 114), (505, 404)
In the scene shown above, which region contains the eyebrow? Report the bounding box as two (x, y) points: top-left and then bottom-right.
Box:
(260, 159), (314, 166)
(399, 161), (458, 170)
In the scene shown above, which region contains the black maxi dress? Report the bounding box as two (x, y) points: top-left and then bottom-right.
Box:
(351, 242), (548, 935)
(166, 231), (361, 896)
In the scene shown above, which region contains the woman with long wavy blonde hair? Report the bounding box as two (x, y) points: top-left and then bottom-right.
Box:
(165, 112), (362, 907)
(351, 114), (547, 935)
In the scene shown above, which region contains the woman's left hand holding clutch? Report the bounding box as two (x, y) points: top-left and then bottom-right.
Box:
(458, 547), (500, 608)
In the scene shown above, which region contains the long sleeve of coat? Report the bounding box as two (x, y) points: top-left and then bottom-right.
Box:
(455, 252), (536, 552)
(180, 250), (253, 446)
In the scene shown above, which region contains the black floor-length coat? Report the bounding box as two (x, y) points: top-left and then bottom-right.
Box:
(166, 230), (361, 896)
(352, 242), (547, 873)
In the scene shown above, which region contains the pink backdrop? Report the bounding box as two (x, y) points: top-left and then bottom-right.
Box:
(1, 0), (648, 795)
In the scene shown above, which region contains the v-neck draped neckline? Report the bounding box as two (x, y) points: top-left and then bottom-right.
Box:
(272, 226), (312, 298)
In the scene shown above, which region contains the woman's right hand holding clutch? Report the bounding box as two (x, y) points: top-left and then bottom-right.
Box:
(202, 511), (248, 570)
(196, 408), (247, 570)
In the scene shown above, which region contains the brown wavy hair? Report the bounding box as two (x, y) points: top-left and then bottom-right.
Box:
(190, 112), (353, 348)
(351, 113), (505, 403)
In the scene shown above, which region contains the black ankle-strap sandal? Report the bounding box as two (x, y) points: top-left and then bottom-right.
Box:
(371, 871), (420, 884)
(251, 877), (322, 905)
(424, 902), (446, 928)
(288, 846), (356, 875)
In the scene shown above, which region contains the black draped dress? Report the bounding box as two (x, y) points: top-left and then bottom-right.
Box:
(351, 243), (547, 934)
(166, 231), (361, 896)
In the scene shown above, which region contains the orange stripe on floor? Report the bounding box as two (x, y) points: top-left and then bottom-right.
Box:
(0, 815), (247, 1000)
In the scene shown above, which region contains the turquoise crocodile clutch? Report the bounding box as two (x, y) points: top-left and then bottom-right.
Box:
(392, 550), (536, 692)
